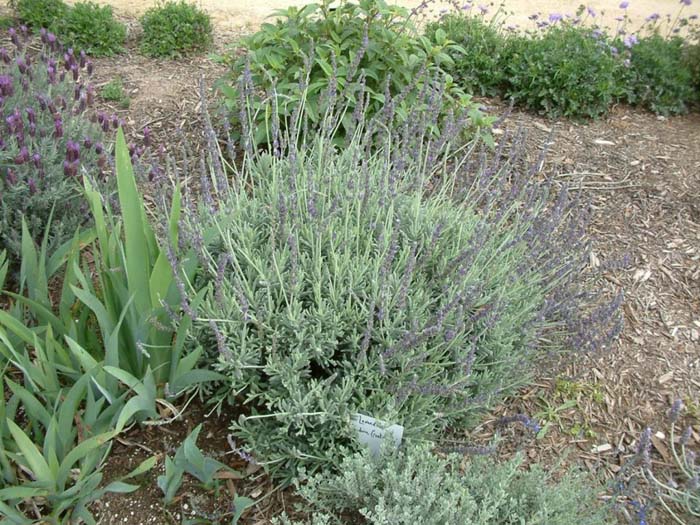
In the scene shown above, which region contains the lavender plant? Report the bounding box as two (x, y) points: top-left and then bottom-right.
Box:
(0, 27), (113, 269)
(274, 442), (612, 525)
(180, 78), (622, 483)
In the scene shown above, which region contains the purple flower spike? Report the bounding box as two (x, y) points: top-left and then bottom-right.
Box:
(143, 126), (151, 147)
(54, 118), (63, 138)
(14, 146), (29, 165)
(6, 168), (16, 185)
(0, 75), (14, 97)
(32, 153), (41, 168)
(86, 60), (94, 75)
(65, 140), (80, 162)
(28, 178), (37, 195)
(8, 28), (19, 47)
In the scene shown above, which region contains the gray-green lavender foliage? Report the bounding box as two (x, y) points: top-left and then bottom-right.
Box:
(274, 442), (612, 525)
(180, 79), (621, 483)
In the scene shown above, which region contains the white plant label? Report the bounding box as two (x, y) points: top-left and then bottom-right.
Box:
(352, 413), (404, 456)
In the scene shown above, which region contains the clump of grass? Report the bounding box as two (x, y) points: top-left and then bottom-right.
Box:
(100, 77), (130, 109)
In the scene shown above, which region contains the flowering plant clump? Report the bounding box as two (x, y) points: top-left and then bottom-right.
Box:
(0, 27), (115, 267)
(181, 78), (622, 483)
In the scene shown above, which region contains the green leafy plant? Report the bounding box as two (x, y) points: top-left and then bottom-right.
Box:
(139, 0), (213, 58)
(426, 13), (506, 97)
(1, 130), (218, 398)
(501, 24), (620, 118)
(10, 0), (67, 30)
(0, 356), (157, 521)
(100, 77), (131, 109)
(157, 424), (238, 504)
(617, 35), (694, 115)
(216, 0), (490, 146)
(275, 442), (611, 525)
(54, 1), (126, 57)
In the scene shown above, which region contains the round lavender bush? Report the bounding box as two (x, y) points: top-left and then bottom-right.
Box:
(182, 87), (622, 483)
(0, 27), (113, 268)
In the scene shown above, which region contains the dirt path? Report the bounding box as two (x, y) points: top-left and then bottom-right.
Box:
(10, 0), (699, 32)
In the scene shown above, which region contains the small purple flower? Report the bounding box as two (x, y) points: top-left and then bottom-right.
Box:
(8, 28), (19, 47)
(680, 0), (692, 6)
(478, 4), (488, 14)
(549, 12), (563, 22)
(16, 56), (27, 75)
(65, 140), (80, 162)
(28, 178), (37, 195)
(619, 1), (629, 8)
(646, 13), (660, 21)
(54, 117), (63, 138)
(14, 146), (29, 165)
(623, 34), (638, 48)
(6, 168), (16, 185)
(0, 75), (13, 97)
(587, 6), (597, 17)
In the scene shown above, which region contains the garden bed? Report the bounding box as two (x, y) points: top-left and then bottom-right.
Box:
(0, 2), (698, 524)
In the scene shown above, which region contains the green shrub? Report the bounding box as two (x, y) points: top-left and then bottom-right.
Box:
(55, 1), (126, 57)
(275, 442), (612, 525)
(619, 35), (694, 115)
(683, 42), (700, 100)
(217, 0), (490, 146)
(501, 25), (619, 118)
(10, 0), (67, 30)
(182, 90), (621, 483)
(139, 0), (213, 58)
(0, 29), (110, 270)
(426, 14), (506, 97)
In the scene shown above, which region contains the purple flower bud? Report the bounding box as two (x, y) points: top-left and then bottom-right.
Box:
(19, 25), (28, 39)
(9, 28), (19, 47)
(681, 0), (692, 6)
(0, 48), (10, 65)
(59, 70), (66, 82)
(28, 178), (37, 194)
(14, 146), (29, 164)
(619, 1), (629, 8)
(0, 75), (13, 97)
(86, 60), (94, 75)
(86, 84), (95, 105)
(79, 50), (86, 68)
(25, 107), (35, 124)
(94, 142), (104, 155)
(40, 28), (47, 43)
(83, 136), (93, 149)
(65, 140), (80, 162)
(6, 168), (16, 185)
(63, 54), (71, 71)
(54, 118), (63, 138)
(32, 153), (41, 168)
(47, 32), (57, 50)
(111, 114), (119, 129)
(143, 127), (151, 147)
(74, 83), (81, 101)
(16, 56), (27, 74)
(47, 65), (56, 84)
(71, 63), (79, 81)
(128, 142), (136, 157)
(97, 154), (106, 168)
